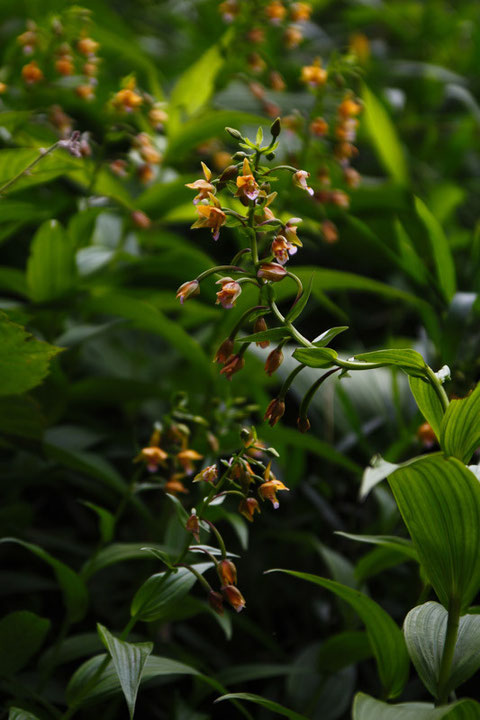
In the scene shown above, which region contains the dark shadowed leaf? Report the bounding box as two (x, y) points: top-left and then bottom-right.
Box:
(0, 611), (50, 676)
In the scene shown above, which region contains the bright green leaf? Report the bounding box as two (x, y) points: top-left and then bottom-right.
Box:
(292, 346), (338, 369)
(409, 376), (445, 439)
(350, 349), (427, 377)
(26, 220), (76, 302)
(237, 327), (291, 344)
(266, 570), (409, 698)
(440, 382), (480, 463)
(312, 326), (349, 347)
(362, 85), (408, 185)
(415, 197), (456, 302)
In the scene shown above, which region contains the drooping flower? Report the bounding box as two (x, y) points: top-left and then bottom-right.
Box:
(297, 416), (311, 433)
(221, 584), (246, 612)
(258, 462), (289, 509)
(186, 162), (215, 205)
(284, 218), (303, 247)
(208, 590), (224, 615)
(301, 59), (328, 88)
(284, 25), (303, 49)
(220, 354), (245, 380)
(293, 170), (314, 196)
(177, 449), (203, 474)
(272, 235), (297, 265)
(257, 263), (287, 282)
(186, 511), (200, 541)
(310, 116), (329, 137)
(134, 445), (168, 473)
(235, 158), (260, 202)
(264, 398), (285, 427)
(265, 0), (287, 24)
(21, 61), (44, 84)
(191, 194), (226, 241)
(338, 95), (362, 118)
(291, 2), (312, 21)
(238, 497), (261, 522)
(113, 79), (143, 112)
(214, 338), (234, 364)
(321, 220), (338, 244)
(216, 277), (242, 309)
(253, 317), (270, 348)
(164, 476), (189, 495)
(218, 559), (237, 586)
(265, 346), (284, 376)
(176, 279), (200, 304)
(77, 37), (99, 56)
(193, 464), (218, 484)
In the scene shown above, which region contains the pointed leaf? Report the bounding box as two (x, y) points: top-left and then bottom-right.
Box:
(237, 327), (291, 344)
(266, 570), (409, 698)
(440, 383), (480, 463)
(415, 196), (456, 302)
(131, 564), (212, 622)
(97, 624), (152, 719)
(353, 692), (480, 719)
(0, 611), (50, 675)
(8, 710), (42, 720)
(0, 538), (88, 622)
(312, 326), (349, 347)
(317, 631), (372, 673)
(362, 85), (408, 185)
(292, 346), (338, 369)
(404, 602), (480, 698)
(388, 454), (480, 611)
(215, 693), (309, 720)
(360, 455), (402, 499)
(26, 219), (76, 302)
(285, 276), (314, 323)
(409, 376), (445, 439)
(336, 533), (418, 562)
(351, 349), (427, 378)
(80, 502), (115, 544)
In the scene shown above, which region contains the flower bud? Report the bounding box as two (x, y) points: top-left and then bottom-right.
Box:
(176, 279), (200, 304)
(321, 220), (338, 244)
(297, 416), (311, 433)
(417, 422), (436, 447)
(208, 590), (224, 615)
(257, 263), (287, 282)
(254, 317), (270, 348)
(186, 511), (200, 541)
(220, 354), (245, 380)
(265, 347), (284, 376)
(218, 559), (237, 586)
(221, 584), (246, 612)
(131, 210), (151, 229)
(264, 398), (285, 427)
(270, 117), (281, 138)
(225, 126), (243, 141)
(238, 497), (261, 522)
(214, 337), (234, 364)
(219, 164), (238, 182)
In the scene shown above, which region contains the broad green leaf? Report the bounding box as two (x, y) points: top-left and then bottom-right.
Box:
(404, 602), (480, 698)
(26, 220), (76, 302)
(415, 197), (456, 302)
(0, 148), (80, 194)
(362, 85), (408, 185)
(0, 313), (62, 396)
(131, 564), (212, 622)
(292, 346), (338, 369)
(388, 454), (480, 611)
(8, 709), (42, 720)
(350, 349), (427, 377)
(214, 693), (309, 720)
(440, 383), (480, 463)
(98, 624), (153, 720)
(312, 326), (349, 347)
(66, 653), (199, 707)
(317, 631), (372, 673)
(0, 611), (50, 676)
(336, 533), (418, 562)
(285, 276), (313, 323)
(0, 538), (88, 623)
(81, 543), (172, 580)
(409, 376), (445, 439)
(237, 327), (291, 344)
(353, 692), (480, 719)
(266, 570), (409, 698)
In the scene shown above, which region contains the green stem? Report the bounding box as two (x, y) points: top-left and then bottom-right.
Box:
(178, 564), (212, 593)
(229, 305), (269, 339)
(0, 142), (60, 195)
(279, 364), (306, 399)
(426, 365), (450, 413)
(436, 598), (461, 706)
(196, 265), (246, 283)
(299, 367), (341, 420)
(204, 519), (227, 559)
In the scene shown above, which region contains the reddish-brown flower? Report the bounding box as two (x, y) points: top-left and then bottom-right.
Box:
(257, 263), (287, 282)
(21, 61), (44, 84)
(220, 354), (245, 380)
(131, 210), (151, 229)
(254, 317), (270, 348)
(186, 511), (200, 541)
(218, 559), (237, 586)
(297, 416), (311, 433)
(214, 337), (234, 364)
(291, 2), (312, 21)
(208, 590), (224, 615)
(164, 477), (189, 495)
(284, 25), (303, 49)
(417, 422), (436, 447)
(216, 277), (242, 309)
(310, 117), (329, 137)
(264, 398), (285, 427)
(221, 584), (246, 612)
(77, 37), (99, 56)
(265, 347), (284, 376)
(238, 497), (261, 522)
(176, 279), (200, 304)
(265, 0), (287, 23)
(321, 220), (338, 244)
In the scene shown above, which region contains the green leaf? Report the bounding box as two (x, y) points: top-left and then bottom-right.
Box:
(317, 631), (372, 673)
(312, 326), (349, 347)
(359, 455), (402, 499)
(350, 349), (427, 377)
(362, 85), (408, 185)
(415, 197), (456, 302)
(80, 502), (115, 545)
(336, 533), (418, 562)
(353, 692), (480, 719)
(440, 383), (480, 463)
(388, 454), (480, 611)
(81, 542), (172, 580)
(0, 538), (88, 623)
(404, 601), (480, 698)
(8, 709), (42, 720)
(394, 218), (429, 285)
(214, 693), (309, 720)
(0, 611), (50, 676)
(285, 276), (313, 323)
(0, 313), (62, 396)
(66, 653), (199, 707)
(0, 148), (80, 194)
(97, 624), (153, 720)
(237, 327), (291, 344)
(266, 570), (409, 698)
(26, 220), (76, 302)
(409, 376), (445, 439)
(292, 347), (338, 369)
(131, 564), (212, 622)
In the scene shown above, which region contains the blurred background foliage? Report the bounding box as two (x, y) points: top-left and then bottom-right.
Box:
(0, 0), (479, 718)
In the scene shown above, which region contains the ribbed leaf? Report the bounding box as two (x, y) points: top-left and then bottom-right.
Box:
(0, 611), (50, 675)
(359, 455), (402, 499)
(131, 564), (212, 622)
(97, 624), (152, 719)
(409, 376), (445, 439)
(215, 692), (309, 720)
(266, 570), (409, 698)
(404, 602), (480, 698)
(440, 383), (480, 463)
(8, 709), (42, 720)
(292, 347), (338, 369)
(351, 349), (427, 377)
(388, 454), (480, 611)
(0, 538), (88, 623)
(353, 692), (480, 719)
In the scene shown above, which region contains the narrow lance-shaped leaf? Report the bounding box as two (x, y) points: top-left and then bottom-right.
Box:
(285, 275), (313, 323)
(362, 85), (408, 185)
(97, 624), (153, 720)
(409, 375), (445, 439)
(215, 692), (310, 720)
(266, 569), (409, 698)
(404, 601), (480, 699)
(26, 219), (76, 302)
(237, 327), (291, 344)
(415, 196), (456, 303)
(388, 454), (480, 612)
(130, 564), (212, 622)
